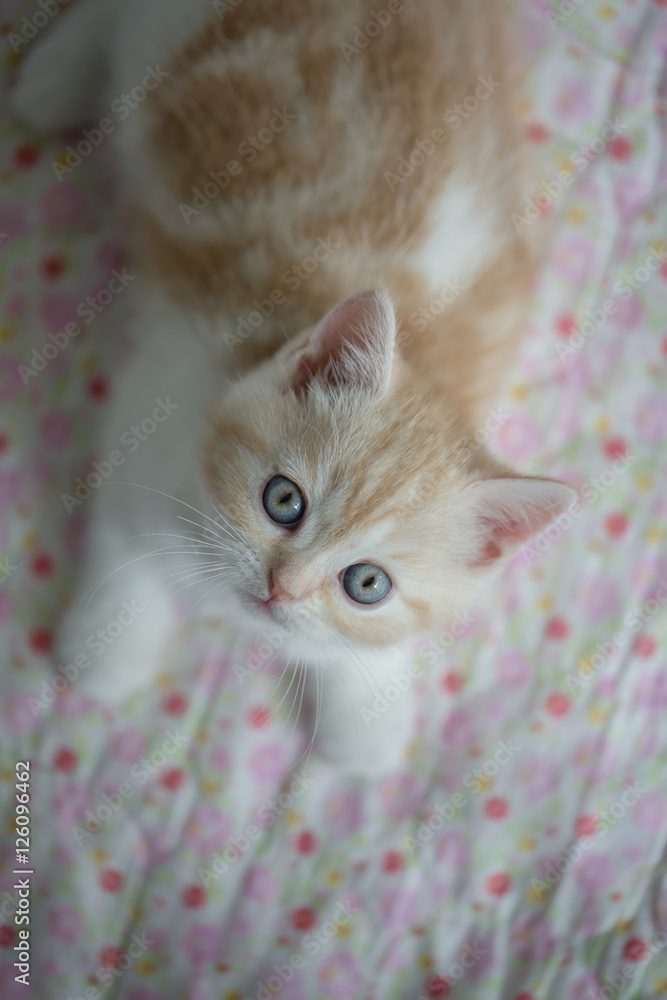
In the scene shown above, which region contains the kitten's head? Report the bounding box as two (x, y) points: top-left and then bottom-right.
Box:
(203, 290), (574, 658)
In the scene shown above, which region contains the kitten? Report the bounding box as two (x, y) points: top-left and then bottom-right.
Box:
(12, 0), (575, 772)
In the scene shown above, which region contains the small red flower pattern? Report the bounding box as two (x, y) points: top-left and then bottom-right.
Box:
(605, 513), (628, 538)
(99, 870), (124, 893)
(426, 975), (450, 998)
(545, 692), (571, 717)
(247, 706), (272, 728)
(29, 627), (52, 653)
(633, 634), (655, 657)
(99, 945), (123, 969)
(441, 671), (463, 693)
(31, 553), (54, 576)
(574, 815), (597, 838)
(162, 692), (188, 716)
(160, 768), (185, 791)
(291, 907), (316, 931)
(555, 313), (577, 337)
(486, 873), (511, 896)
(608, 137), (633, 161)
(13, 143), (40, 169)
(603, 437), (627, 460)
(623, 938), (648, 962)
(182, 885), (206, 908)
(484, 797), (509, 820)
(41, 255), (65, 280)
(545, 616), (569, 640)
(87, 376), (109, 401)
(53, 747), (77, 772)
(293, 831), (318, 854)
(525, 122), (550, 143)
(381, 850), (404, 872)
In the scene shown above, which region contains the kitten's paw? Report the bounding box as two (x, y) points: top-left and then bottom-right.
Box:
(317, 734), (407, 776)
(56, 593), (173, 706)
(9, 2), (110, 131)
(314, 696), (414, 775)
(11, 47), (90, 132)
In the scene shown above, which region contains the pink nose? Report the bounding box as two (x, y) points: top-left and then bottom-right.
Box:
(266, 570), (295, 603)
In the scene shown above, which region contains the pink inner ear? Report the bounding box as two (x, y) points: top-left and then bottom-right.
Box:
(290, 290), (395, 396)
(466, 478), (577, 569)
(472, 514), (534, 567)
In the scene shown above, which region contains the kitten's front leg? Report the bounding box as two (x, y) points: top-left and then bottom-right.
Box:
(56, 531), (177, 704)
(310, 647), (416, 774)
(56, 292), (226, 704)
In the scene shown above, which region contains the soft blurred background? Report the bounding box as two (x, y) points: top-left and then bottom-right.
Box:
(1, 0), (667, 997)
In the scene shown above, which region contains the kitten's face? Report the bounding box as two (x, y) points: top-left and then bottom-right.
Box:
(203, 291), (574, 658)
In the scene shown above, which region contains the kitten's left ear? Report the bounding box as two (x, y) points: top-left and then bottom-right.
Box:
(463, 477), (578, 568)
(289, 290), (395, 397)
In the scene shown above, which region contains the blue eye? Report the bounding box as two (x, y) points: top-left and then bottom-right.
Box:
(263, 475), (305, 525)
(342, 563), (391, 605)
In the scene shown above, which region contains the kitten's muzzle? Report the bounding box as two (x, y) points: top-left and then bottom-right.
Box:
(265, 569), (296, 604)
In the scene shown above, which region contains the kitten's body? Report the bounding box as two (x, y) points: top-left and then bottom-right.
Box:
(12, 0), (574, 771)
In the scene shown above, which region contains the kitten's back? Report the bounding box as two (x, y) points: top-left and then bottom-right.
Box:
(129, 0), (529, 402)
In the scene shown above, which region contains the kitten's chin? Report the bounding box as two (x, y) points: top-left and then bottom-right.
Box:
(234, 589), (342, 664)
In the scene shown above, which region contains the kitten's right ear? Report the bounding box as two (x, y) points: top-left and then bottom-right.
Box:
(462, 476), (578, 569)
(288, 290), (396, 398)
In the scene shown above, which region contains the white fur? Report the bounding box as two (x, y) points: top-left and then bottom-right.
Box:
(54, 288), (229, 702)
(409, 175), (503, 293)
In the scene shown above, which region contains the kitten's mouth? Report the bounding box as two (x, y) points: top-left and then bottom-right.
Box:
(247, 593), (288, 621)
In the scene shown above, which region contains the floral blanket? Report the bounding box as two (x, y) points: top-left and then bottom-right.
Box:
(1, 0), (667, 998)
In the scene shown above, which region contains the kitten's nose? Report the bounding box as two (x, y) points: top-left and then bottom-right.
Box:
(266, 569), (295, 603)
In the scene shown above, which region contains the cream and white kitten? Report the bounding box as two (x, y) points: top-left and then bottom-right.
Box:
(12, 0), (574, 771)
